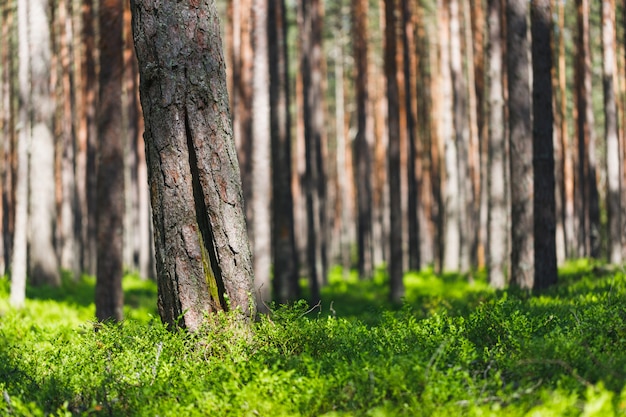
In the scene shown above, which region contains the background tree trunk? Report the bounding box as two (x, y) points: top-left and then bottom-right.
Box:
(531, 0), (557, 289)
(507, 0), (534, 289)
(269, 0), (299, 303)
(487, 0), (508, 288)
(252, 0), (271, 312)
(352, 0), (374, 280)
(131, 0), (255, 330)
(601, 0), (622, 264)
(28, 0), (60, 287)
(385, 0), (404, 302)
(96, 0), (124, 322)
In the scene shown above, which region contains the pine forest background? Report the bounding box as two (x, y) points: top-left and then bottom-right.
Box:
(1, 0), (625, 308)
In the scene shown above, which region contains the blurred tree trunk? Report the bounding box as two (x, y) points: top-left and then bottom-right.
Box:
(352, 0), (374, 280)
(531, 0), (557, 289)
(402, 0), (420, 271)
(450, 0), (471, 273)
(487, 0), (508, 288)
(269, 0), (299, 303)
(131, 0), (255, 330)
(385, 0), (404, 302)
(57, 0), (81, 281)
(28, 0), (60, 287)
(575, 0), (600, 259)
(557, 0), (575, 261)
(10, 0), (29, 307)
(601, 0), (622, 264)
(232, 0), (253, 240)
(96, 0), (124, 322)
(507, 0), (534, 289)
(439, 0), (460, 273)
(299, 0), (327, 302)
(252, 0), (271, 312)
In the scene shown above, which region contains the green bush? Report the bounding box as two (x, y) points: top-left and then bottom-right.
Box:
(1, 263), (626, 415)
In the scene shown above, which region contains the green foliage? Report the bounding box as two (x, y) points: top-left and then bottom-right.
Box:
(2, 263), (626, 415)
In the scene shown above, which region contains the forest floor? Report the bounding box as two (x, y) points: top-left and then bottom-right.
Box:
(1, 259), (625, 416)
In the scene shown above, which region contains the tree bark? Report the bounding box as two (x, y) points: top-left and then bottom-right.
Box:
(487, 0), (508, 288)
(269, 0), (299, 303)
(601, 0), (622, 264)
(299, 0), (327, 302)
(96, 0), (124, 322)
(252, 0), (271, 312)
(28, 0), (60, 287)
(531, 0), (557, 289)
(352, 0), (374, 280)
(131, 0), (255, 330)
(10, 0), (30, 307)
(507, 0), (534, 289)
(385, 0), (404, 302)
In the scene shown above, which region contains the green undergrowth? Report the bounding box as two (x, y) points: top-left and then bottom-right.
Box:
(1, 260), (626, 416)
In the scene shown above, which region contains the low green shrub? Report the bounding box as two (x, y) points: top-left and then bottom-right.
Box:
(0, 263), (625, 415)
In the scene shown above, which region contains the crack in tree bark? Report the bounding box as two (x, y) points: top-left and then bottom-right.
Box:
(184, 106), (227, 311)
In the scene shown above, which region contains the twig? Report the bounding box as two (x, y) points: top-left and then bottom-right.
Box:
(298, 300), (322, 319)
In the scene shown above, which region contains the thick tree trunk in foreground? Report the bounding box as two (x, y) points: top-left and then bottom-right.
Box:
(131, 0), (255, 330)
(531, 0), (557, 289)
(96, 0), (124, 322)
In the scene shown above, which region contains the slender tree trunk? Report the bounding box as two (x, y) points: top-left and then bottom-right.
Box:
(450, 0), (471, 273)
(602, 0), (622, 264)
(352, 0), (374, 280)
(507, 0), (534, 289)
(385, 0), (404, 302)
(487, 0), (507, 288)
(58, 0), (81, 281)
(132, 0), (256, 330)
(300, 0), (326, 302)
(575, 0), (600, 258)
(269, 0), (299, 303)
(402, 0), (420, 271)
(10, 0), (30, 307)
(251, 0), (271, 312)
(96, 0), (124, 322)
(558, 0), (575, 260)
(28, 0), (60, 287)
(531, 0), (557, 289)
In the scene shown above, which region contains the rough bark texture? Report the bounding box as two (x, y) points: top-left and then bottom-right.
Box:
(385, 0), (404, 302)
(506, 0), (534, 289)
(131, 0), (255, 330)
(269, 0), (299, 303)
(531, 0), (557, 289)
(96, 0), (124, 322)
(352, 0), (374, 280)
(487, 0), (507, 288)
(601, 0), (622, 264)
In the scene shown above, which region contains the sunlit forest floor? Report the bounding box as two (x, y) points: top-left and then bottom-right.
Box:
(1, 260), (626, 415)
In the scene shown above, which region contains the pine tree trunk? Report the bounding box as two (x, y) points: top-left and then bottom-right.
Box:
(352, 0), (374, 280)
(385, 0), (404, 302)
(531, 0), (557, 289)
(487, 0), (508, 288)
(96, 0), (124, 322)
(269, 0), (299, 303)
(131, 0), (255, 330)
(507, 0), (534, 289)
(601, 0), (622, 264)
